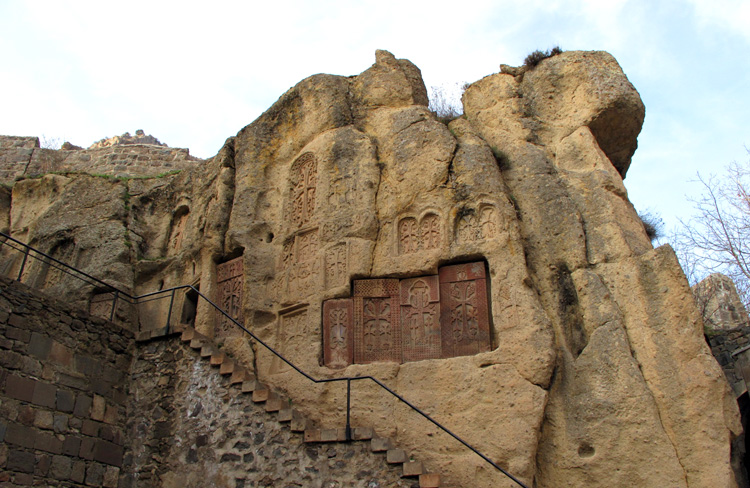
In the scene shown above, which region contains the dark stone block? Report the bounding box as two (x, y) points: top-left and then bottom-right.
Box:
(79, 437), (95, 460)
(28, 332), (52, 360)
(153, 421), (171, 439)
(220, 453), (241, 463)
(85, 461), (105, 486)
(35, 431), (63, 454)
(62, 435), (82, 456)
(49, 454), (72, 480)
(35, 453), (51, 476)
(71, 460), (86, 483)
(5, 374), (35, 402)
(56, 390), (75, 413)
(6, 449), (35, 473)
(58, 372), (88, 390)
(31, 381), (56, 408)
(81, 419), (100, 437)
(73, 394), (92, 418)
(93, 439), (123, 467)
(5, 422), (35, 448)
(0, 420), (6, 442)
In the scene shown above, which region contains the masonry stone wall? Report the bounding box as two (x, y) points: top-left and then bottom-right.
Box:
(708, 327), (750, 397)
(0, 275), (134, 487)
(124, 337), (414, 488)
(0, 135), (203, 184)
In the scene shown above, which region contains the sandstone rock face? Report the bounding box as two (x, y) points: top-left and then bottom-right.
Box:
(0, 50), (741, 487)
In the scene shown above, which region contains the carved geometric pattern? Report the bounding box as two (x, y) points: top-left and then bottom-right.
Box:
(216, 256), (243, 339)
(400, 276), (441, 362)
(323, 299), (354, 369)
(323, 263), (491, 367)
(288, 152), (318, 229)
(279, 228), (320, 298)
(325, 243), (348, 289)
(439, 262), (492, 358)
(398, 212), (443, 254)
(456, 204), (499, 243)
(353, 279), (401, 364)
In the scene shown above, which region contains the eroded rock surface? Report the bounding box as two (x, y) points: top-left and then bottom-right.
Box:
(0, 50), (741, 487)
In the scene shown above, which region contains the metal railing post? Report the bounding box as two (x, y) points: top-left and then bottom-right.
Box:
(165, 288), (176, 334)
(109, 291), (119, 322)
(16, 247), (29, 281)
(345, 379), (352, 442)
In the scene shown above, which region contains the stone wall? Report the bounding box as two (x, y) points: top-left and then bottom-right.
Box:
(0, 135), (203, 184)
(708, 327), (750, 397)
(124, 337), (413, 488)
(0, 275), (134, 487)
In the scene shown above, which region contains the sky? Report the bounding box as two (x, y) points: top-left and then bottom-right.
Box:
(1, 0), (748, 234)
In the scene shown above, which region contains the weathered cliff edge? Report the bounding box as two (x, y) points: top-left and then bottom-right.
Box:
(0, 50), (741, 487)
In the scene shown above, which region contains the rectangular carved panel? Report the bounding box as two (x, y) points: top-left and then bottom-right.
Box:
(400, 276), (441, 362)
(353, 279), (401, 364)
(323, 299), (354, 369)
(439, 262), (492, 358)
(216, 256), (243, 339)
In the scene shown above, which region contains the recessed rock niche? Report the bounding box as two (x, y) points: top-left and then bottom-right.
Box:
(322, 262), (492, 368)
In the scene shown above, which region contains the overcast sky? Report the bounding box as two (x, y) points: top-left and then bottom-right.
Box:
(1, 0), (748, 233)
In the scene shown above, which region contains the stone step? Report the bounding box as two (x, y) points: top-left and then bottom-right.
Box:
(419, 473), (440, 488)
(219, 359), (235, 375)
(230, 368), (251, 385)
(241, 379), (263, 394)
(278, 408), (293, 422)
(209, 352), (225, 366)
(252, 387), (269, 403)
(200, 345), (215, 358)
(290, 412), (308, 432)
(189, 338), (204, 350)
(386, 449), (407, 464)
(371, 437), (394, 452)
(181, 327), (197, 342)
(402, 461), (424, 478)
(352, 427), (374, 441)
(264, 393), (283, 412)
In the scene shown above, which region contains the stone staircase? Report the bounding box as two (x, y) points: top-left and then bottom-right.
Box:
(178, 326), (444, 488)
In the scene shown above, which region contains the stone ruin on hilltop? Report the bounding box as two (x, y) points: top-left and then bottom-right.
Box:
(0, 50), (746, 487)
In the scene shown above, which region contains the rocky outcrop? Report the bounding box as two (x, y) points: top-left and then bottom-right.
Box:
(0, 50), (741, 487)
(89, 130), (167, 149)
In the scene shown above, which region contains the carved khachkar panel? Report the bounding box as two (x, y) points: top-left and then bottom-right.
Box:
(216, 256), (243, 338)
(439, 262), (492, 358)
(456, 204), (499, 243)
(400, 276), (441, 362)
(325, 243), (347, 289)
(353, 279), (401, 363)
(169, 211), (189, 252)
(398, 213), (442, 254)
(289, 152), (318, 228)
(323, 299), (354, 368)
(279, 228), (320, 299)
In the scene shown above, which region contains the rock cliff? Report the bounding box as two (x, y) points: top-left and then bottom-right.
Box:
(0, 50), (741, 487)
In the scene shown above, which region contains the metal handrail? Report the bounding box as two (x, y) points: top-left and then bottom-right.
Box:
(0, 230), (528, 488)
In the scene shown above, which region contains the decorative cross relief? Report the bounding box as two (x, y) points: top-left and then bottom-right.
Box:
(321, 262), (493, 367)
(398, 212), (442, 254)
(455, 204), (500, 243)
(353, 279), (401, 364)
(169, 211), (189, 252)
(323, 299), (354, 368)
(439, 262), (491, 358)
(400, 276), (441, 362)
(216, 256), (244, 339)
(288, 152), (318, 229)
